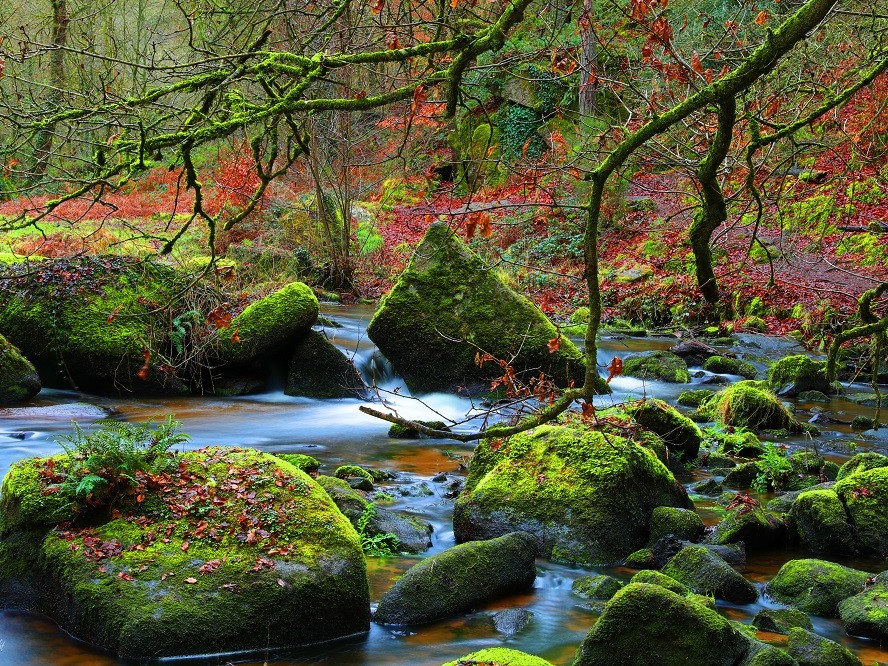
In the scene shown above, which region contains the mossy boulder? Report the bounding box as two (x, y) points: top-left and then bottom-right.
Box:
(836, 452), (888, 481)
(786, 627), (862, 666)
(648, 506), (704, 543)
(219, 281), (318, 365)
(317, 476), (432, 554)
(834, 466), (888, 556)
(571, 583), (758, 666)
(629, 569), (691, 595)
(572, 574), (624, 600)
(0, 334), (40, 403)
(273, 453), (319, 474)
(453, 425), (692, 564)
(768, 355), (831, 397)
(837, 583), (888, 642)
(752, 608), (813, 634)
(678, 389), (715, 407)
(373, 531), (537, 625)
(764, 559), (871, 615)
(0, 447), (369, 659)
(627, 399), (702, 461)
(284, 330), (366, 398)
(710, 505), (788, 551)
(367, 222), (591, 394)
(622, 351), (690, 383)
(443, 648), (553, 666)
(789, 489), (856, 555)
(707, 383), (799, 432)
(704, 356), (758, 379)
(661, 545), (757, 604)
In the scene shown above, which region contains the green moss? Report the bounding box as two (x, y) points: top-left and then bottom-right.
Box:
(572, 574), (624, 600)
(0, 446), (369, 658)
(623, 548), (656, 568)
(837, 584), (888, 642)
(677, 389), (714, 407)
(790, 489), (855, 555)
(570, 307), (590, 324)
(367, 222), (593, 394)
(710, 504), (786, 550)
(221, 282), (318, 364)
(273, 453), (319, 474)
(834, 466), (888, 556)
(572, 583), (753, 666)
(768, 355), (830, 395)
(648, 506), (704, 543)
(765, 559), (871, 615)
(442, 648), (554, 666)
(454, 425), (691, 564)
(0, 455), (76, 533)
(623, 351), (690, 383)
(836, 452), (888, 481)
(661, 545), (757, 603)
(387, 420), (449, 439)
(702, 356), (758, 379)
(752, 608), (813, 634)
(334, 465), (374, 482)
(627, 399), (702, 461)
(706, 384), (798, 432)
(0, 334), (40, 403)
(786, 626), (862, 665)
(629, 569), (691, 596)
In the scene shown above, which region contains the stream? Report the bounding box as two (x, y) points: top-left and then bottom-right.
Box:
(1, 304), (886, 665)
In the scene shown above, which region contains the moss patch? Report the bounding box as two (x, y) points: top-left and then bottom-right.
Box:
(442, 647), (554, 666)
(705, 383), (798, 432)
(0, 334), (40, 403)
(623, 351), (690, 383)
(765, 559), (871, 615)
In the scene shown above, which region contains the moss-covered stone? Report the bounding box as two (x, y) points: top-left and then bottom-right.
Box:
(453, 425), (692, 564)
(711, 428), (763, 458)
(648, 506), (704, 543)
(0, 447), (369, 659)
(796, 390), (830, 403)
(623, 547), (657, 568)
(367, 222), (592, 394)
(0, 334), (40, 403)
(836, 452), (888, 481)
(710, 505), (787, 551)
(765, 559), (871, 615)
(374, 531), (537, 625)
(220, 281), (318, 364)
(678, 389), (715, 407)
(661, 545), (757, 604)
(768, 355), (831, 396)
(834, 466), (888, 556)
(623, 351), (690, 383)
(703, 356), (758, 379)
(722, 461), (760, 487)
(572, 574), (624, 600)
(744, 645), (798, 666)
(786, 627), (862, 666)
(571, 583), (754, 666)
(837, 583), (888, 642)
(442, 647), (554, 666)
(790, 489), (855, 555)
(285, 330), (366, 398)
(752, 608), (813, 634)
(334, 465), (374, 482)
(629, 569), (691, 595)
(707, 383), (799, 432)
(627, 399), (702, 461)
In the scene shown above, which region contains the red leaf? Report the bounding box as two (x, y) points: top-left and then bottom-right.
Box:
(181, 541), (190, 552)
(106, 305), (122, 324)
(580, 401), (595, 422)
(754, 10), (769, 25)
(117, 572), (134, 581)
(607, 356), (623, 383)
(691, 51), (703, 75)
(230, 328), (241, 343)
(547, 336), (561, 353)
(370, 0), (384, 14)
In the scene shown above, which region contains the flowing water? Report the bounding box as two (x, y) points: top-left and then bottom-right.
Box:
(0, 304), (886, 665)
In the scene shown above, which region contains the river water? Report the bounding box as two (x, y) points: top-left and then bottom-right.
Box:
(0, 304), (886, 665)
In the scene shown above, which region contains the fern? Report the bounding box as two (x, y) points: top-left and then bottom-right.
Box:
(356, 504), (400, 557)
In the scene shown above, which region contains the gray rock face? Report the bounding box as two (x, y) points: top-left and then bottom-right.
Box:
(373, 532), (538, 625)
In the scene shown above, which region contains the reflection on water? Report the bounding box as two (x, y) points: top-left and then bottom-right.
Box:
(0, 307), (886, 664)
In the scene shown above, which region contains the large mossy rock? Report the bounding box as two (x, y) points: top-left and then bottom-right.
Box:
(622, 351), (690, 383)
(834, 466), (888, 556)
(0, 257), (319, 395)
(0, 334), (40, 403)
(837, 583), (888, 642)
(835, 452), (888, 481)
(707, 383), (799, 432)
(764, 559), (871, 615)
(661, 545), (757, 603)
(453, 425), (692, 564)
(373, 531), (537, 625)
(627, 399), (702, 461)
(366, 222), (592, 394)
(0, 447), (369, 659)
(284, 330), (366, 398)
(786, 627), (862, 666)
(789, 489), (856, 556)
(571, 583), (763, 666)
(710, 504), (788, 551)
(768, 355), (831, 396)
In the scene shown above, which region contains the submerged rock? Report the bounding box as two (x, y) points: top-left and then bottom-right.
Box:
(453, 425), (692, 564)
(367, 222), (590, 394)
(764, 559), (871, 615)
(0, 335), (40, 403)
(373, 531), (537, 625)
(0, 447), (369, 659)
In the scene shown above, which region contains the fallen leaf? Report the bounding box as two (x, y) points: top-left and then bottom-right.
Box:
(185, 577), (198, 584)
